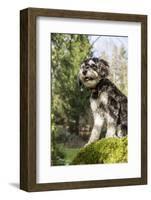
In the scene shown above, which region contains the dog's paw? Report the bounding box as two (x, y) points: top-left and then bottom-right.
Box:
(84, 142), (92, 147)
(84, 143), (89, 147)
(106, 134), (117, 138)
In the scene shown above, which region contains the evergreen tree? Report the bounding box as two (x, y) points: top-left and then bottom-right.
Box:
(51, 33), (92, 165)
(51, 33), (92, 134)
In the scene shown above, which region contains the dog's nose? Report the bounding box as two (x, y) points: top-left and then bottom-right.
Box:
(83, 70), (87, 75)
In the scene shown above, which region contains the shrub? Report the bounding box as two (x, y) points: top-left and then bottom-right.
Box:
(71, 137), (128, 165)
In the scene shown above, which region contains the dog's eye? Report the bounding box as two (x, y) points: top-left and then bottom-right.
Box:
(85, 65), (90, 69)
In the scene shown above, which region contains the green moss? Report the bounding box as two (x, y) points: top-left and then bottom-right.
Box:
(71, 137), (128, 165)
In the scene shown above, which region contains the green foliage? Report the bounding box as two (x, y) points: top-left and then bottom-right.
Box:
(51, 33), (93, 165)
(52, 144), (80, 166)
(71, 137), (128, 165)
(51, 33), (92, 129)
(51, 113), (63, 165)
(52, 34), (91, 122)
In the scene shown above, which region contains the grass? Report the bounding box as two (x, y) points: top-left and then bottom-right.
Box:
(63, 146), (80, 165)
(54, 143), (80, 166)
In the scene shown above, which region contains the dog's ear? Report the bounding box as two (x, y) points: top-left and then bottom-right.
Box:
(77, 75), (84, 92)
(98, 59), (109, 78)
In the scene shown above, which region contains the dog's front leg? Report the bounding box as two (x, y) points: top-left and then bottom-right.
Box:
(85, 113), (104, 146)
(106, 114), (117, 138)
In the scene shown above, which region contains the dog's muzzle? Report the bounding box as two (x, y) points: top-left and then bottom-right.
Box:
(79, 68), (100, 89)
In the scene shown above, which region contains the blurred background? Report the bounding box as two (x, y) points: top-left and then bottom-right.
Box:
(51, 33), (128, 166)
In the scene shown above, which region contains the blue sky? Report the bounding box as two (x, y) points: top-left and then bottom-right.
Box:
(89, 35), (128, 60)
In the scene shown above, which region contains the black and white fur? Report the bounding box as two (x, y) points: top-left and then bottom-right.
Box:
(78, 57), (127, 146)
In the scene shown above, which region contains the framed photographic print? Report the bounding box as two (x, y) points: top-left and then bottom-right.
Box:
(20, 8), (147, 192)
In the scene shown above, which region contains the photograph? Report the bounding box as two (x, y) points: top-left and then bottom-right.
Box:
(51, 33), (128, 166)
(20, 8), (147, 191)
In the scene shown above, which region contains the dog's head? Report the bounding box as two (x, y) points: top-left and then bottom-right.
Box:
(78, 57), (109, 89)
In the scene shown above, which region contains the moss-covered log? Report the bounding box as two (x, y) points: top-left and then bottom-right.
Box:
(71, 137), (127, 165)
